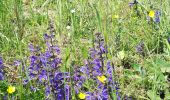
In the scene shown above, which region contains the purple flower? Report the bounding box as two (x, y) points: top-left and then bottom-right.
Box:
(30, 56), (38, 64)
(51, 58), (61, 68)
(23, 79), (29, 85)
(45, 86), (51, 97)
(115, 84), (121, 100)
(65, 85), (71, 100)
(80, 65), (90, 76)
(53, 46), (60, 54)
(29, 72), (37, 80)
(0, 57), (3, 69)
(0, 73), (4, 80)
(0, 57), (4, 80)
(129, 0), (138, 7)
(30, 86), (37, 92)
(107, 61), (115, 89)
(52, 72), (71, 99)
(85, 92), (93, 100)
(3, 94), (7, 100)
(44, 33), (51, 40)
(101, 86), (109, 100)
(29, 44), (35, 52)
(39, 70), (47, 82)
(136, 41), (145, 56)
(29, 44), (40, 52)
(168, 37), (170, 44)
(89, 48), (97, 58)
(14, 60), (21, 66)
(154, 10), (161, 23)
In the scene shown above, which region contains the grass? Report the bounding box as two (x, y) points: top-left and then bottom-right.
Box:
(0, 0), (170, 99)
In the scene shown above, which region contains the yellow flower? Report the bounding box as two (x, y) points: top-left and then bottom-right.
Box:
(149, 10), (155, 18)
(78, 92), (86, 100)
(7, 86), (15, 94)
(113, 14), (119, 19)
(97, 75), (107, 84)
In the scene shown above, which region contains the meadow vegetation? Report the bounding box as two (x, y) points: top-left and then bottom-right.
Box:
(0, 0), (170, 99)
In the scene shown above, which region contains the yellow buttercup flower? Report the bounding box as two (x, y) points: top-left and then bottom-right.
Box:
(149, 10), (155, 18)
(97, 75), (107, 84)
(78, 92), (86, 99)
(7, 86), (15, 94)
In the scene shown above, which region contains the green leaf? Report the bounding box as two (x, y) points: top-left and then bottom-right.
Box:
(154, 59), (170, 73)
(131, 63), (141, 72)
(147, 90), (161, 100)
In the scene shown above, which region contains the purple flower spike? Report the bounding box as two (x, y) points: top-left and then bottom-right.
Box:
(0, 57), (4, 69)
(0, 57), (4, 80)
(0, 73), (4, 80)
(45, 86), (51, 97)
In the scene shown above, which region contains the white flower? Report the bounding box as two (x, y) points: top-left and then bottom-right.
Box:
(66, 26), (71, 30)
(70, 9), (75, 13)
(117, 50), (125, 60)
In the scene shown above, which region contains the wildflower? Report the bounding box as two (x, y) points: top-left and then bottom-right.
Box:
(30, 86), (37, 92)
(65, 85), (71, 100)
(45, 86), (50, 97)
(113, 15), (119, 19)
(117, 50), (125, 60)
(97, 75), (107, 84)
(168, 37), (170, 44)
(71, 9), (75, 13)
(23, 79), (29, 85)
(14, 60), (21, 66)
(155, 10), (161, 23)
(101, 86), (109, 99)
(78, 92), (86, 100)
(52, 72), (70, 100)
(7, 86), (15, 94)
(115, 83), (121, 100)
(0, 57), (4, 80)
(149, 10), (155, 18)
(106, 61), (114, 88)
(136, 41), (145, 56)
(39, 70), (47, 82)
(66, 26), (71, 30)
(129, 1), (137, 7)
(0, 73), (4, 80)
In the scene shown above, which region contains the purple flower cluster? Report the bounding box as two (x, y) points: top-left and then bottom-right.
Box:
(0, 57), (4, 80)
(51, 72), (70, 100)
(136, 41), (145, 56)
(72, 32), (121, 99)
(28, 32), (66, 99)
(129, 0), (138, 7)
(154, 10), (161, 23)
(1, 30), (122, 99)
